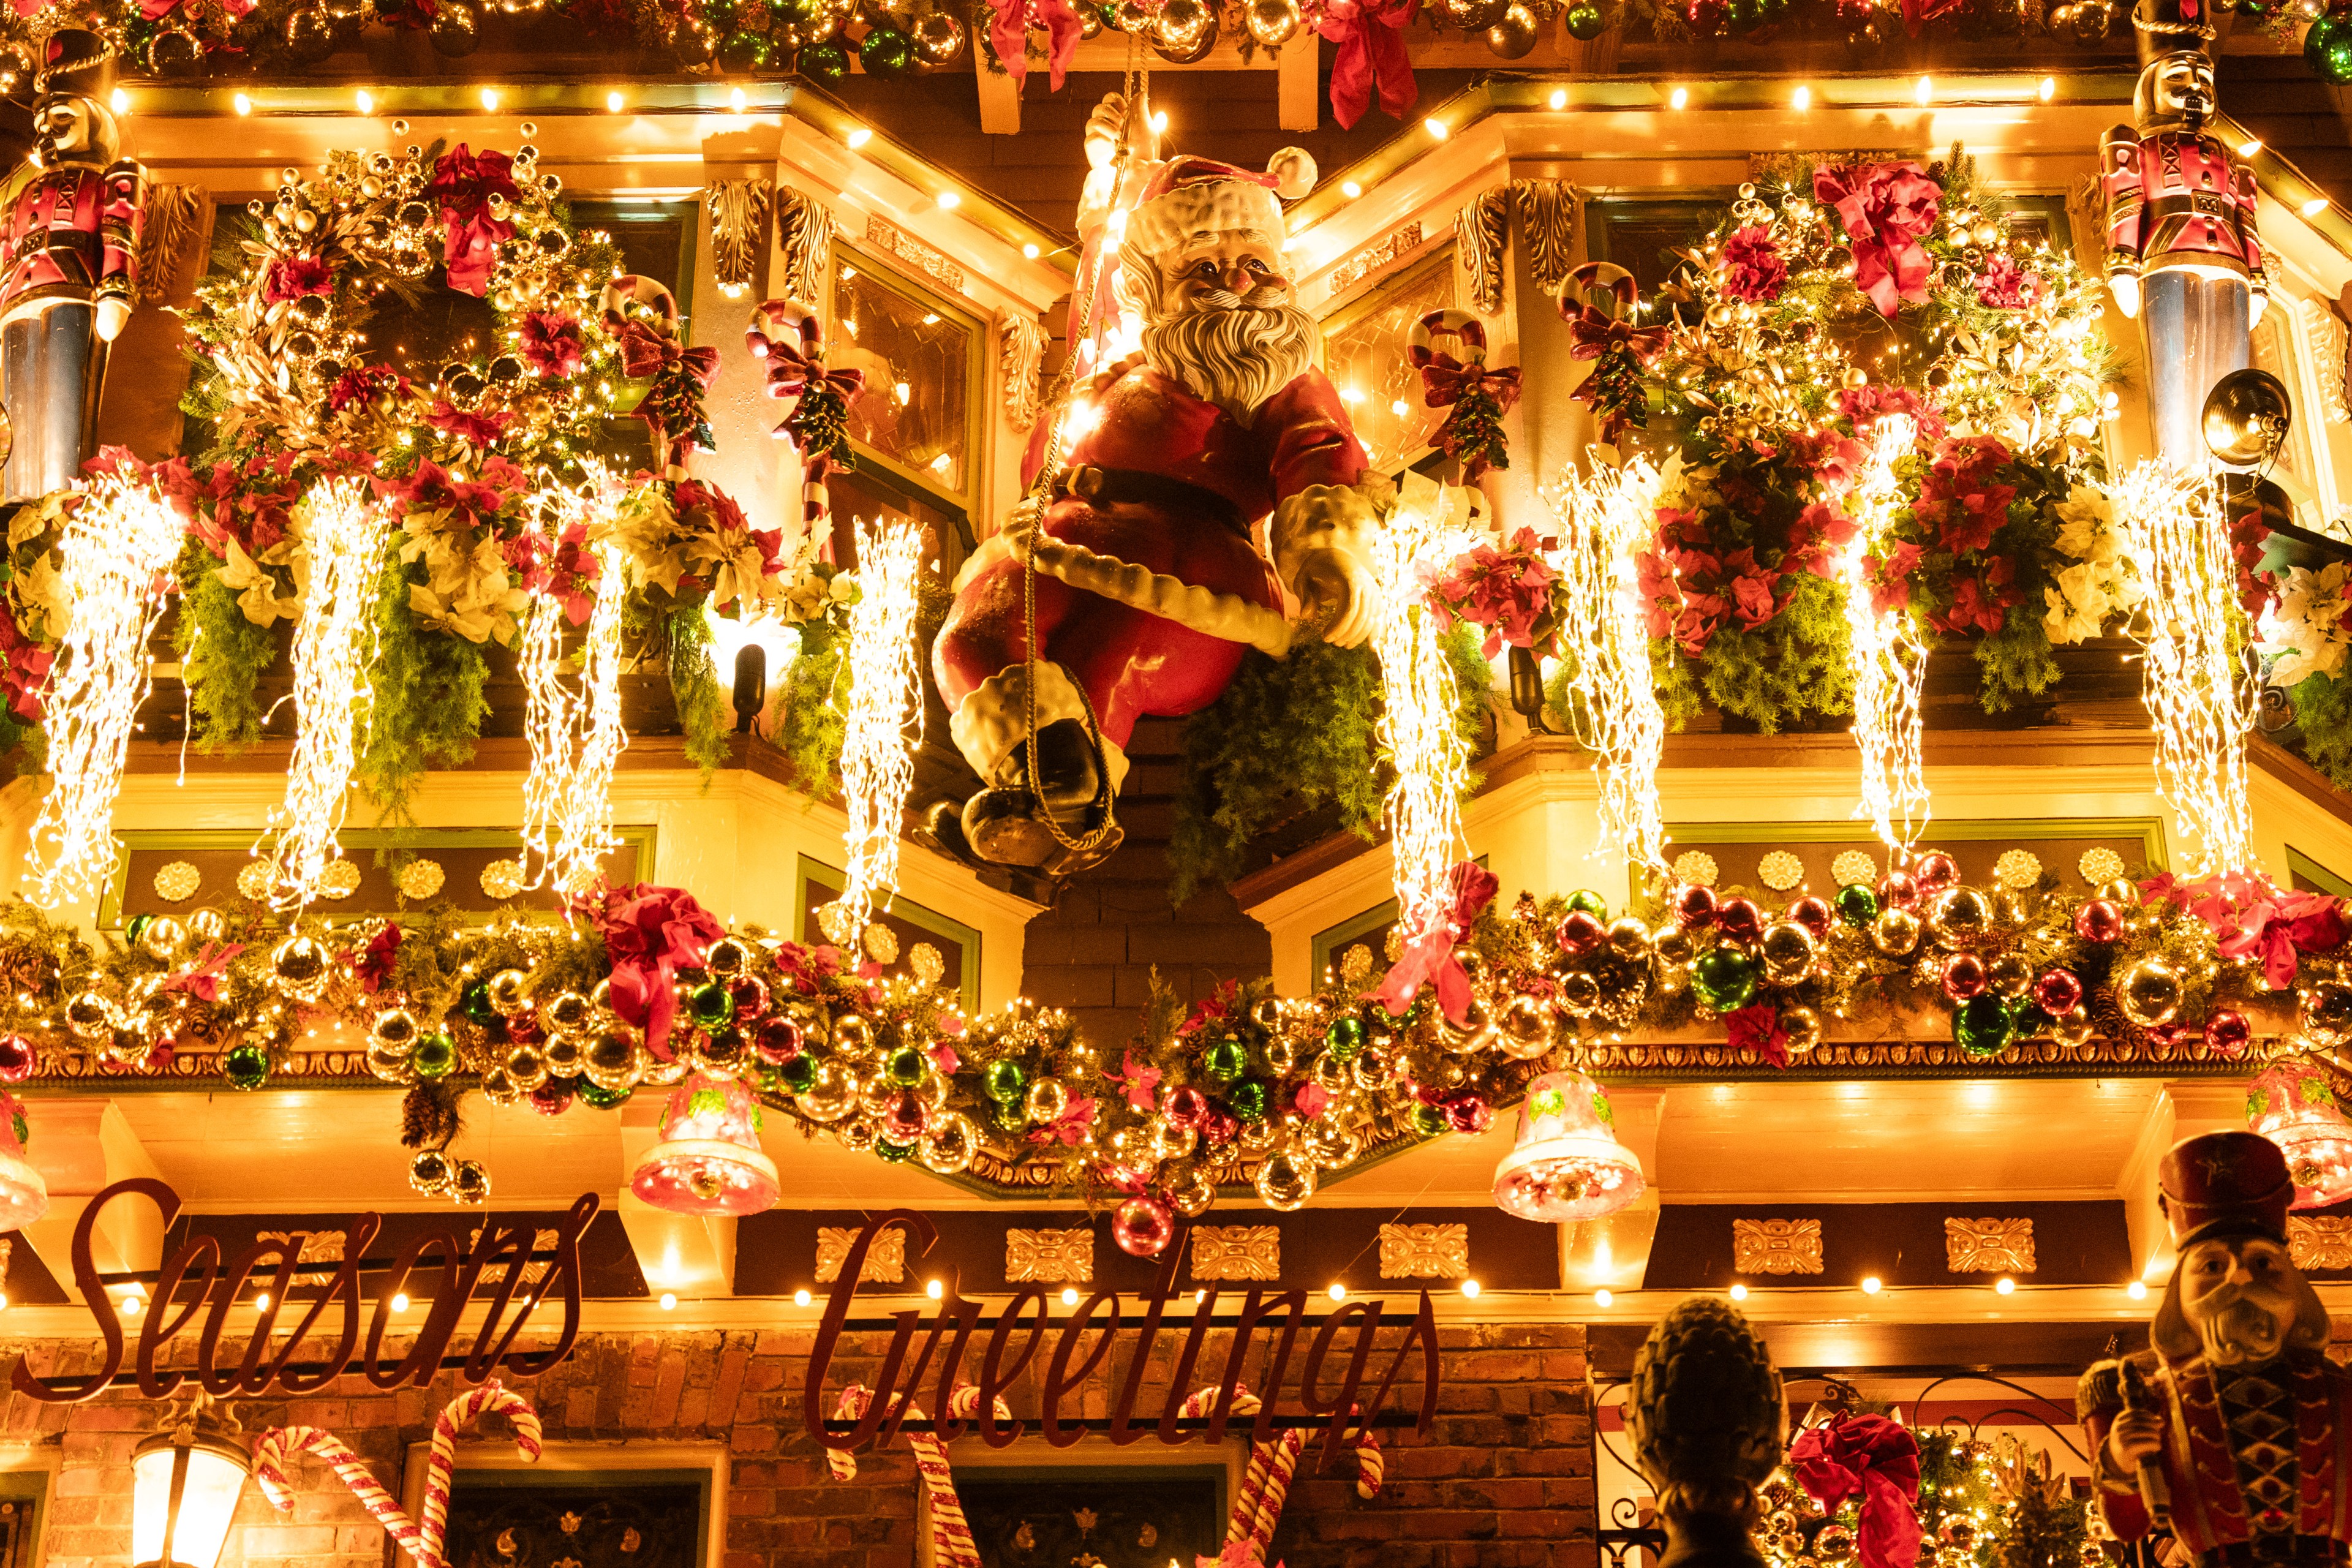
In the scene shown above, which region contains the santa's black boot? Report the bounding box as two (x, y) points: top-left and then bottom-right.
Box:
(962, 719), (1121, 873)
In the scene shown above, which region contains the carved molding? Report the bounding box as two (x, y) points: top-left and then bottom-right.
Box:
(1943, 1216), (2035, 1274)
(1191, 1225), (1280, 1281)
(703, 178), (772, 302)
(465, 1226), (560, 1288)
(775, 188), (835, 306)
(996, 308), (1047, 433)
(2290, 1213), (2352, 1271)
(135, 182), (207, 307)
(2297, 294), (2352, 428)
(1327, 222), (1425, 295)
(1005, 1227), (1094, 1283)
(256, 1227), (348, 1288)
(1457, 189), (1509, 316)
(1510, 179), (1581, 296)
(1378, 1221), (1469, 1280)
(816, 1224), (906, 1283)
(1732, 1218), (1823, 1275)
(864, 213), (965, 296)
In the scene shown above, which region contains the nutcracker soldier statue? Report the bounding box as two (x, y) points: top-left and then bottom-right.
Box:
(925, 94), (1385, 877)
(2076, 1130), (2352, 1567)
(2100, 0), (2267, 466)
(0, 51), (145, 503)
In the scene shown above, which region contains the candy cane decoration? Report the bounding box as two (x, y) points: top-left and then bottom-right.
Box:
(1177, 1385), (1384, 1552)
(826, 1382), (1012, 1568)
(747, 298), (865, 557)
(254, 1381), (541, 1568)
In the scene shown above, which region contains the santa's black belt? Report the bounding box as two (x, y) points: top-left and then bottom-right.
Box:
(1057, 465), (1248, 537)
(2198, 1539), (2351, 1568)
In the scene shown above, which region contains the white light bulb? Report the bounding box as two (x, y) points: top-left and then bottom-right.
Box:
(659, 1292), (678, 1310)
(1327, 1283), (1348, 1302)
(1061, 1286), (1080, 1306)
(847, 126), (873, 148)
(233, 93), (252, 116)
(926, 1279), (944, 1300)
(1022, 243), (1040, 259)
(2303, 197), (2330, 217)
(110, 88), (129, 113)
(1792, 85), (1811, 111)
(254, 1292), (270, 1310)
(481, 88), (499, 111)
(1423, 117), (1448, 139)
(608, 91), (624, 111)
(1668, 86), (1688, 110)
(731, 88), (747, 111)
(1548, 88), (1567, 110)
(1729, 1283), (1749, 1300)
(1342, 181), (1362, 198)
(1861, 1276), (1882, 1295)
(2127, 1280), (2148, 1300)
(1914, 75), (1932, 106)
(391, 1292), (410, 1312)
(794, 1287), (813, 1306)
(938, 190), (961, 209)
(2037, 75), (2056, 102)
(1594, 1288), (1614, 1307)
(1461, 1279), (1481, 1298)
(1995, 1276), (2016, 1295)
(356, 90), (374, 113)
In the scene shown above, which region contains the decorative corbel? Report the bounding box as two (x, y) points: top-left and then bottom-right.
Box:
(703, 176), (773, 301)
(996, 308), (1047, 432)
(134, 183), (208, 307)
(1456, 187), (1509, 315)
(775, 187), (835, 307)
(1510, 178), (1583, 296)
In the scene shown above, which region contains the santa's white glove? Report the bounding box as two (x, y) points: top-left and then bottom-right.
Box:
(1271, 477), (1392, 650)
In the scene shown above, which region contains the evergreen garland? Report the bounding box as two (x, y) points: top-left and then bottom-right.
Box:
(173, 540), (278, 753)
(356, 551), (491, 823)
(664, 606), (731, 777)
(780, 622), (848, 796)
(2293, 673), (2352, 790)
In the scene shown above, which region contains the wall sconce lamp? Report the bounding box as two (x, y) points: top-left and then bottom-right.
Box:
(132, 1396), (251, 1568)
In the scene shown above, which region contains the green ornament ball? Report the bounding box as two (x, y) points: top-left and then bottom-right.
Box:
(224, 1041), (271, 1090)
(886, 1046), (927, 1087)
(1954, 992), (2013, 1058)
(412, 1031), (458, 1080)
(1566, 889), (1609, 919)
(984, 1058), (1028, 1102)
(1564, 1), (1607, 36)
(769, 0), (820, 21)
(876, 1138), (914, 1163)
(690, 981), (736, 1028)
(2310, 15), (2352, 82)
(577, 1079), (634, 1110)
(859, 24), (915, 76)
(1204, 1036), (1250, 1081)
(1691, 946), (1758, 1013)
(799, 39), (851, 80)
(1227, 1079), (1269, 1122)
(777, 1053), (819, 1095)
(1833, 883), (1880, 928)
(993, 1101), (1028, 1133)
(127, 913), (152, 949)
(717, 28), (773, 70)
(461, 981), (499, 1026)
(1411, 1104), (1449, 1137)
(1325, 1015), (1366, 1061)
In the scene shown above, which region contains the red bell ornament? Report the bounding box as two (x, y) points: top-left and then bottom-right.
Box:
(628, 1072), (781, 1216)
(0, 1098), (45, 1232)
(1491, 1069), (1645, 1223)
(2247, 1060), (2352, 1208)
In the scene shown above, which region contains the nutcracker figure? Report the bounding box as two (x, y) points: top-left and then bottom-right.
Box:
(2076, 1130), (2352, 1568)
(925, 99), (1383, 877)
(0, 83), (144, 502)
(2100, 0), (2266, 466)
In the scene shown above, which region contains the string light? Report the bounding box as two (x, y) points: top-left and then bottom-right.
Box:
(356, 89), (373, 113)
(27, 474), (186, 908)
(1668, 86), (1689, 110)
(260, 479), (386, 910)
(828, 515), (926, 936)
(606, 91), (624, 111)
(2114, 462), (2256, 876)
(1365, 494), (1472, 943)
(233, 92), (251, 115)
(1545, 460), (1669, 878)
(1840, 415), (1932, 854)
(519, 480), (628, 897)
(1792, 85), (1811, 110)
(2037, 76), (2056, 101)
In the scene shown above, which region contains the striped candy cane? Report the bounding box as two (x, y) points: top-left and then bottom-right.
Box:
(827, 1383), (1013, 1568)
(253, 1381), (541, 1568)
(747, 298), (864, 559)
(1178, 1385), (1384, 1549)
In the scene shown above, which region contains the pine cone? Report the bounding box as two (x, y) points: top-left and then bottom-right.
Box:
(1626, 1295), (1786, 1530)
(399, 1081), (461, 1151)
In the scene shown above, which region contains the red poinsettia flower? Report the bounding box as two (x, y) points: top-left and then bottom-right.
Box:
(1785, 500), (1857, 578)
(1975, 252), (2045, 310)
(518, 311), (585, 378)
(1934, 557), (2020, 636)
(1868, 539), (1924, 615)
(1723, 547), (1781, 630)
(1425, 527), (1561, 656)
(0, 601), (52, 724)
(2231, 510), (2277, 616)
(1914, 434), (2016, 554)
(1727, 1003), (1789, 1068)
(261, 254), (336, 304)
(328, 365), (410, 413)
(426, 401), (511, 447)
(372, 456), (516, 532)
(1814, 160), (1942, 316)
(1836, 384), (1947, 447)
(1721, 225), (1789, 303)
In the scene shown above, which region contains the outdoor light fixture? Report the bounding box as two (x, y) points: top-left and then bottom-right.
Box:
(131, 1398), (250, 1568)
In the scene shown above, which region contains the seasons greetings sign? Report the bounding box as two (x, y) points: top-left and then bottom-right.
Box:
(9, 1188), (1442, 1461)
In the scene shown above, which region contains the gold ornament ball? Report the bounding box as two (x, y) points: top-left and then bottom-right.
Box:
(481, 1066), (524, 1106)
(1654, 927), (1697, 967)
(1025, 1077), (1071, 1126)
(830, 1012), (875, 1056)
(1780, 1006), (1823, 1057)
(1441, 0), (1506, 21)
(919, 1112), (978, 1175)
(1166, 1161), (1216, 1217)
(1926, 886), (1992, 944)
(2096, 877), (2141, 910)
(187, 906), (228, 946)
(371, 1007), (420, 1052)
(2051, 1005), (2095, 1047)
(503, 1043), (549, 1091)
(1607, 917), (1653, 960)
(1305, 1118), (1361, 1166)
(581, 1028), (644, 1092)
(64, 990), (115, 1039)
(1485, 1), (1539, 56)
(835, 1115), (878, 1153)
(2119, 961), (2182, 1028)
(2303, 979), (2352, 1047)
(543, 1034), (582, 1077)
(1154, 0), (1215, 47)
(913, 9), (968, 61)
(486, 967), (530, 1017)
(1496, 993), (1556, 1058)
(271, 935), (332, 1000)
(1985, 953), (2034, 1000)
(1556, 970), (1603, 1018)
(706, 937), (751, 978)
(540, 990), (593, 1036)
(139, 916), (187, 963)
(1759, 920), (1817, 982)
(1870, 907), (1923, 958)
(1245, 0), (1302, 43)
(1255, 1144), (1319, 1211)
(798, 1061), (860, 1121)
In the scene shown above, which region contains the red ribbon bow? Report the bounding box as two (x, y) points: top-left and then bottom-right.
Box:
(582, 881), (725, 1056)
(1371, 862), (1500, 1023)
(1318, 0), (1419, 129)
(759, 335), (865, 406)
(1789, 1415), (1921, 1568)
(1414, 351), (1523, 412)
(616, 318), (722, 390)
(428, 146), (521, 298)
(990, 0), (1084, 91)
(1813, 161), (1941, 318)
(1564, 306), (1668, 366)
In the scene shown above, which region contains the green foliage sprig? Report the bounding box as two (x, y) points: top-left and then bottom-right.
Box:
(173, 539), (278, 752)
(357, 549), (490, 823)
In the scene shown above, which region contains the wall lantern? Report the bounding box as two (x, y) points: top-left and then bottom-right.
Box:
(131, 1397), (251, 1568)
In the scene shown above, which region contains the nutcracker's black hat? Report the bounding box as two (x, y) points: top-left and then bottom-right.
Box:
(2132, 0), (2217, 64)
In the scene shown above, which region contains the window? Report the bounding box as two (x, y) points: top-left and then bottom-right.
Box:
(1321, 249), (1457, 473)
(830, 251), (981, 520)
(1588, 198), (1721, 323)
(407, 1449), (723, 1568)
(797, 855), (981, 1010)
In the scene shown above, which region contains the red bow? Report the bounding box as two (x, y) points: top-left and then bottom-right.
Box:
(1414, 351), (1522, 412)
(582, 881), (724, 1056)
(1371, 862), (1499, 1023)
(1814, 162), (1941, 318)
(990, 0), (1084, 91)
(1790, 1415), (1921, 1568)
(428, 145), (520, 298)
(1318, 0), (1418, 129)
(1565, 304), (1667, 367)
(760, 335), (865, 406)
(617, 318), (721, 390)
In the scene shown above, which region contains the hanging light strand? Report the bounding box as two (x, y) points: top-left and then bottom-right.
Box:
(2114, 461), (2258, 877)
(25, 474), (187, 909)
(1370, 496), (1473, 941)
(826, 514), (926, 938)
(261, 478), (388, 910)
(1546, 459), (1669, 881)
(1841, 413), (1932, 856)
(520, 479), (629, 899)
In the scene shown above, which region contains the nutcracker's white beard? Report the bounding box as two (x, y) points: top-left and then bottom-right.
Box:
(1140, 284), (1317, 429)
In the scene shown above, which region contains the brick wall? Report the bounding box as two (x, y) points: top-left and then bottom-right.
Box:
(0, 1317), (1594, 1568)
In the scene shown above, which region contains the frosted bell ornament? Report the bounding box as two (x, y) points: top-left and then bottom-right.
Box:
(1491, 1069), (1644, 1222)
(629, 1072), (781, 1216)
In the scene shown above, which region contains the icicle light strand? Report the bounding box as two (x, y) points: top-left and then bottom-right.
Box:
(1841, 414), (1933, 856)
(829, 514), (926, 936)
(1370, 499), (1472, 941)
(520, 481), (628, 899)
(2115, 461), (2257, 876)
(26, 475), (187, 909)
(1547, 460), (1670, 880)
(262, 478), (388, 910)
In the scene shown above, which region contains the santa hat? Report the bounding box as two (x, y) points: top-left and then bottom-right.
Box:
(1129, 149), (1317, 260)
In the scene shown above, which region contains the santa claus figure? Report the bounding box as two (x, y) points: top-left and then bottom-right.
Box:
(2077, 1129), (2352, 1567)
(0, 77), (143, 502)
(927, 107), (1385, 876)
(2099, 0), (2266, 466)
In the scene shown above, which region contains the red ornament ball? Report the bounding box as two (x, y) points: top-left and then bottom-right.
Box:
(1199, 1109), (1239, 1147)
(0, 1035), (36, 1084)
(1675, 884), (1720, 929)
(1446, 1095), (1494, 1135)
(1717, 898), (1764, 944)
(881, 1089), (927, 1142)
(1162, 1084), (1209, 1128)
(752, 1015), (805, 1065)
(1940, 954), (1988, 1002)
(1114, 1193), (1176, 1257)
(529, 1077), (575, 1116)
(1879, 870), (1920, 910)
(1788, 896), (1833, 938)
(2073, 900), (2124, 944)
(729, 976), (771, 1017)
(1556, 910), (1606, 953)
(2033, 970), (2084, 1015)
(2204, 1009), (2252, 1058)
(1914, 851), (1960, 893)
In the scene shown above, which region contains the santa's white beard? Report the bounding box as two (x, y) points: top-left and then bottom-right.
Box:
(1140, 287), (1318, 428)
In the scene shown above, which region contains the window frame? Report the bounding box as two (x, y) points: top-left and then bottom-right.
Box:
(1316, 241), (1460, 479)
(829, 242), (987, 527)
(403, 1444), (725, 1568)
